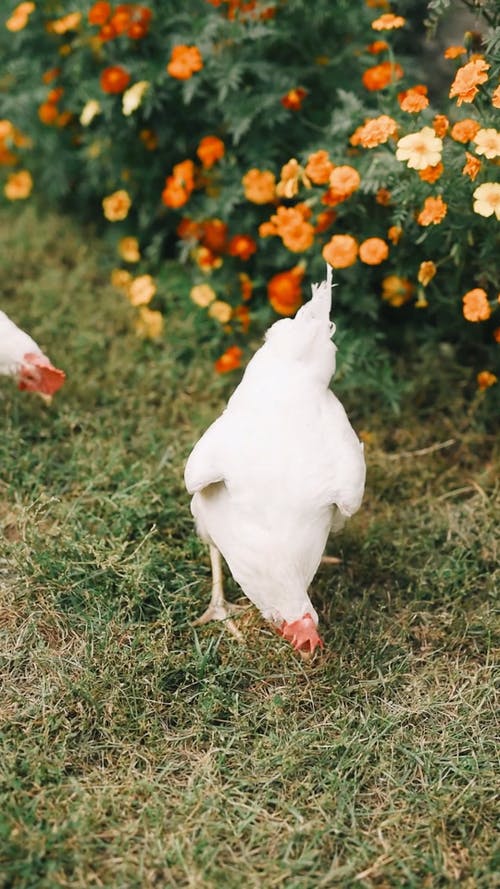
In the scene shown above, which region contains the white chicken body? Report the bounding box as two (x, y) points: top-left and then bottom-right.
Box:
(185, 268), (365, 646)
(0, 310), (43, 377)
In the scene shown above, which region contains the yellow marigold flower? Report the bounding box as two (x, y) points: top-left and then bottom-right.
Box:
(242, 168), (276, 204)
(48, 12), (82, 34)
(4, 169), (33, 200)
(102, 189), (131, 221)
(473, 182), (500, 220)
(472, 127), (500, 159)
(381, 275), (414, 307)
(350, 114), (397, 148)
(134, 307), (163, 340)
(110, 268), (132, 290)
(477, 371), (498, 390)
(451, 119), (481, 143)
(417, 195), (447, 226)
(396, 127), (442, 170)
(449, 58), (490, 106)
(444, 46), (466, 59)
(304, 150), (334, 184)
(128, 274), (156, 306)
(322, 234), (358, 269)
(122, 81), (149, 116)
(359, 237), (389, 265)
(417, 261), (436, 286)
(387, 225), (402, 245)
(118, 236), (140, 263)
(462, 152), (481, 181)
(398, 89), (429, 113)
(462, 288), (491, 322)
(328, 165), (361, 197)
(190, 284), (216, 307)
(208, 300), (232, 324)
(493, 85), (500, 109)
(371, 13), (405, 30)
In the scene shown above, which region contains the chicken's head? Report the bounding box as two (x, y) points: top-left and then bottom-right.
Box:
(18, 352), (66, 399)
(277, 613), (324, 654)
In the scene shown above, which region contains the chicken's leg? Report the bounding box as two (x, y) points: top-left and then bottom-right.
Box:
(193, 544), (245, 640)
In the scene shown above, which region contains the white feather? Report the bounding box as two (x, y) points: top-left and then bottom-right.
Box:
(0, 310), (44, 377)
(185, 267), (366, 625)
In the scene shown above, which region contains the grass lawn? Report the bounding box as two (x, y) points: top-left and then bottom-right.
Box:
(0, 206), (498, 888)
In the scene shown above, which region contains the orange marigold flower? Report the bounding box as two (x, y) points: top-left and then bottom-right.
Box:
(42, 67), (61, 85)
(362, 61), (403, 91)
(462, 288), (491, 322)
(209, 300), (232, 324)
(329, 165), (361, 200)
(376, 188), (391, 206)
(38, 103), (58, 125)
(359, 237), (389, 265)
(477, 371), (498, 390)
(315, 209), (336, 234)
(450, 118), (481, 143)
(304, 150), (334, 185)
(5, 3), (35, 32)
(276, 158), (308, 199)
(350, 114), (398, 148)
(193, 246), (222, 271)
(444, 45), (466, 60)
(172, 159), (195, 190)
(119, 236), (140, 263)
(281, 87), (307, 111)
(242, 168), (276, 204)
(167, 45), (203, 80)
(227, 234), (257, 261)
(493, 85), (500, 109)
(382, 275), (413, 307)
(201, 219), (228, 253)
(197, 135), (225, 169)
(417, 195), (447, 226)
(102, 189), (132, 221)
(128, 274), (156, 306)
(267, 265), (305, 316)
(100, 65), (131, 94)
(215, 345), (242, 374)
(4, 169), (33, 200)
(398, 88), (429, 113)
(88, 1), (111, 24)
(239, 273), (253, 302)
(462, 151), (481, 181)
(433, 114), (449, 137)
(418, 261), (436, 286)
(162, 177), (190, 208)
(366, 40), (389, 53)
(418, 162), (444, 183)
(371, 12), (405, 30)
(387, 225), (402, 245)
(492, 327), (500, 343)
(139, 128), (158, 150)
(177, 218), (202, 241)
(233, 304), (251, 332)
(267, 206), (315, 253)
(322, 234), (358, 269)
(449, 58), (490, 106)
(134, 307), (163, 340)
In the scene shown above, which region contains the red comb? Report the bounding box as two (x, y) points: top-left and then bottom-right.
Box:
(18, 352), (66, 396)
(278, 613), (324, 654)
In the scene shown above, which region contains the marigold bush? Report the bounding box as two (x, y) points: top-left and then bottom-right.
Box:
(1, 0), (499, 393)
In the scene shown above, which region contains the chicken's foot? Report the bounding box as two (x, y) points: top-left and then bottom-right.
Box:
(193, 544), (245, 641)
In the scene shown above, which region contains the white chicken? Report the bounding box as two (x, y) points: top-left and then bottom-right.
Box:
(184, 266), (365, 653)
(0, 309), (66, 399)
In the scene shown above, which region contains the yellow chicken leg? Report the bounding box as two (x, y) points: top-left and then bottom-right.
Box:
(193, 544), (245, 641)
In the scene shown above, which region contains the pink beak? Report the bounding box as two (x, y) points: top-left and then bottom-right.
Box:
(18, 352), (66, 396)
(278, 613), (324, 654)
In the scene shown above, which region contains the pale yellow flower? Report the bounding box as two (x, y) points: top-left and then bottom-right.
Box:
(134, 307), (163, 340)
(122, 81), (150, 117)
(395, 127), (443, 170)
(190, 284), (216, 307)
(472, 128), (500, 159)
(118, 236), (140, 263)
(473, 182), (500, 220)
(80, 100), (101, 126)
(208, 300), (232, 324)
(128, 274), (156, 306)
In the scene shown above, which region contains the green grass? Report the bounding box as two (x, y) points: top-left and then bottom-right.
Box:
(0, 206), (498, 888)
